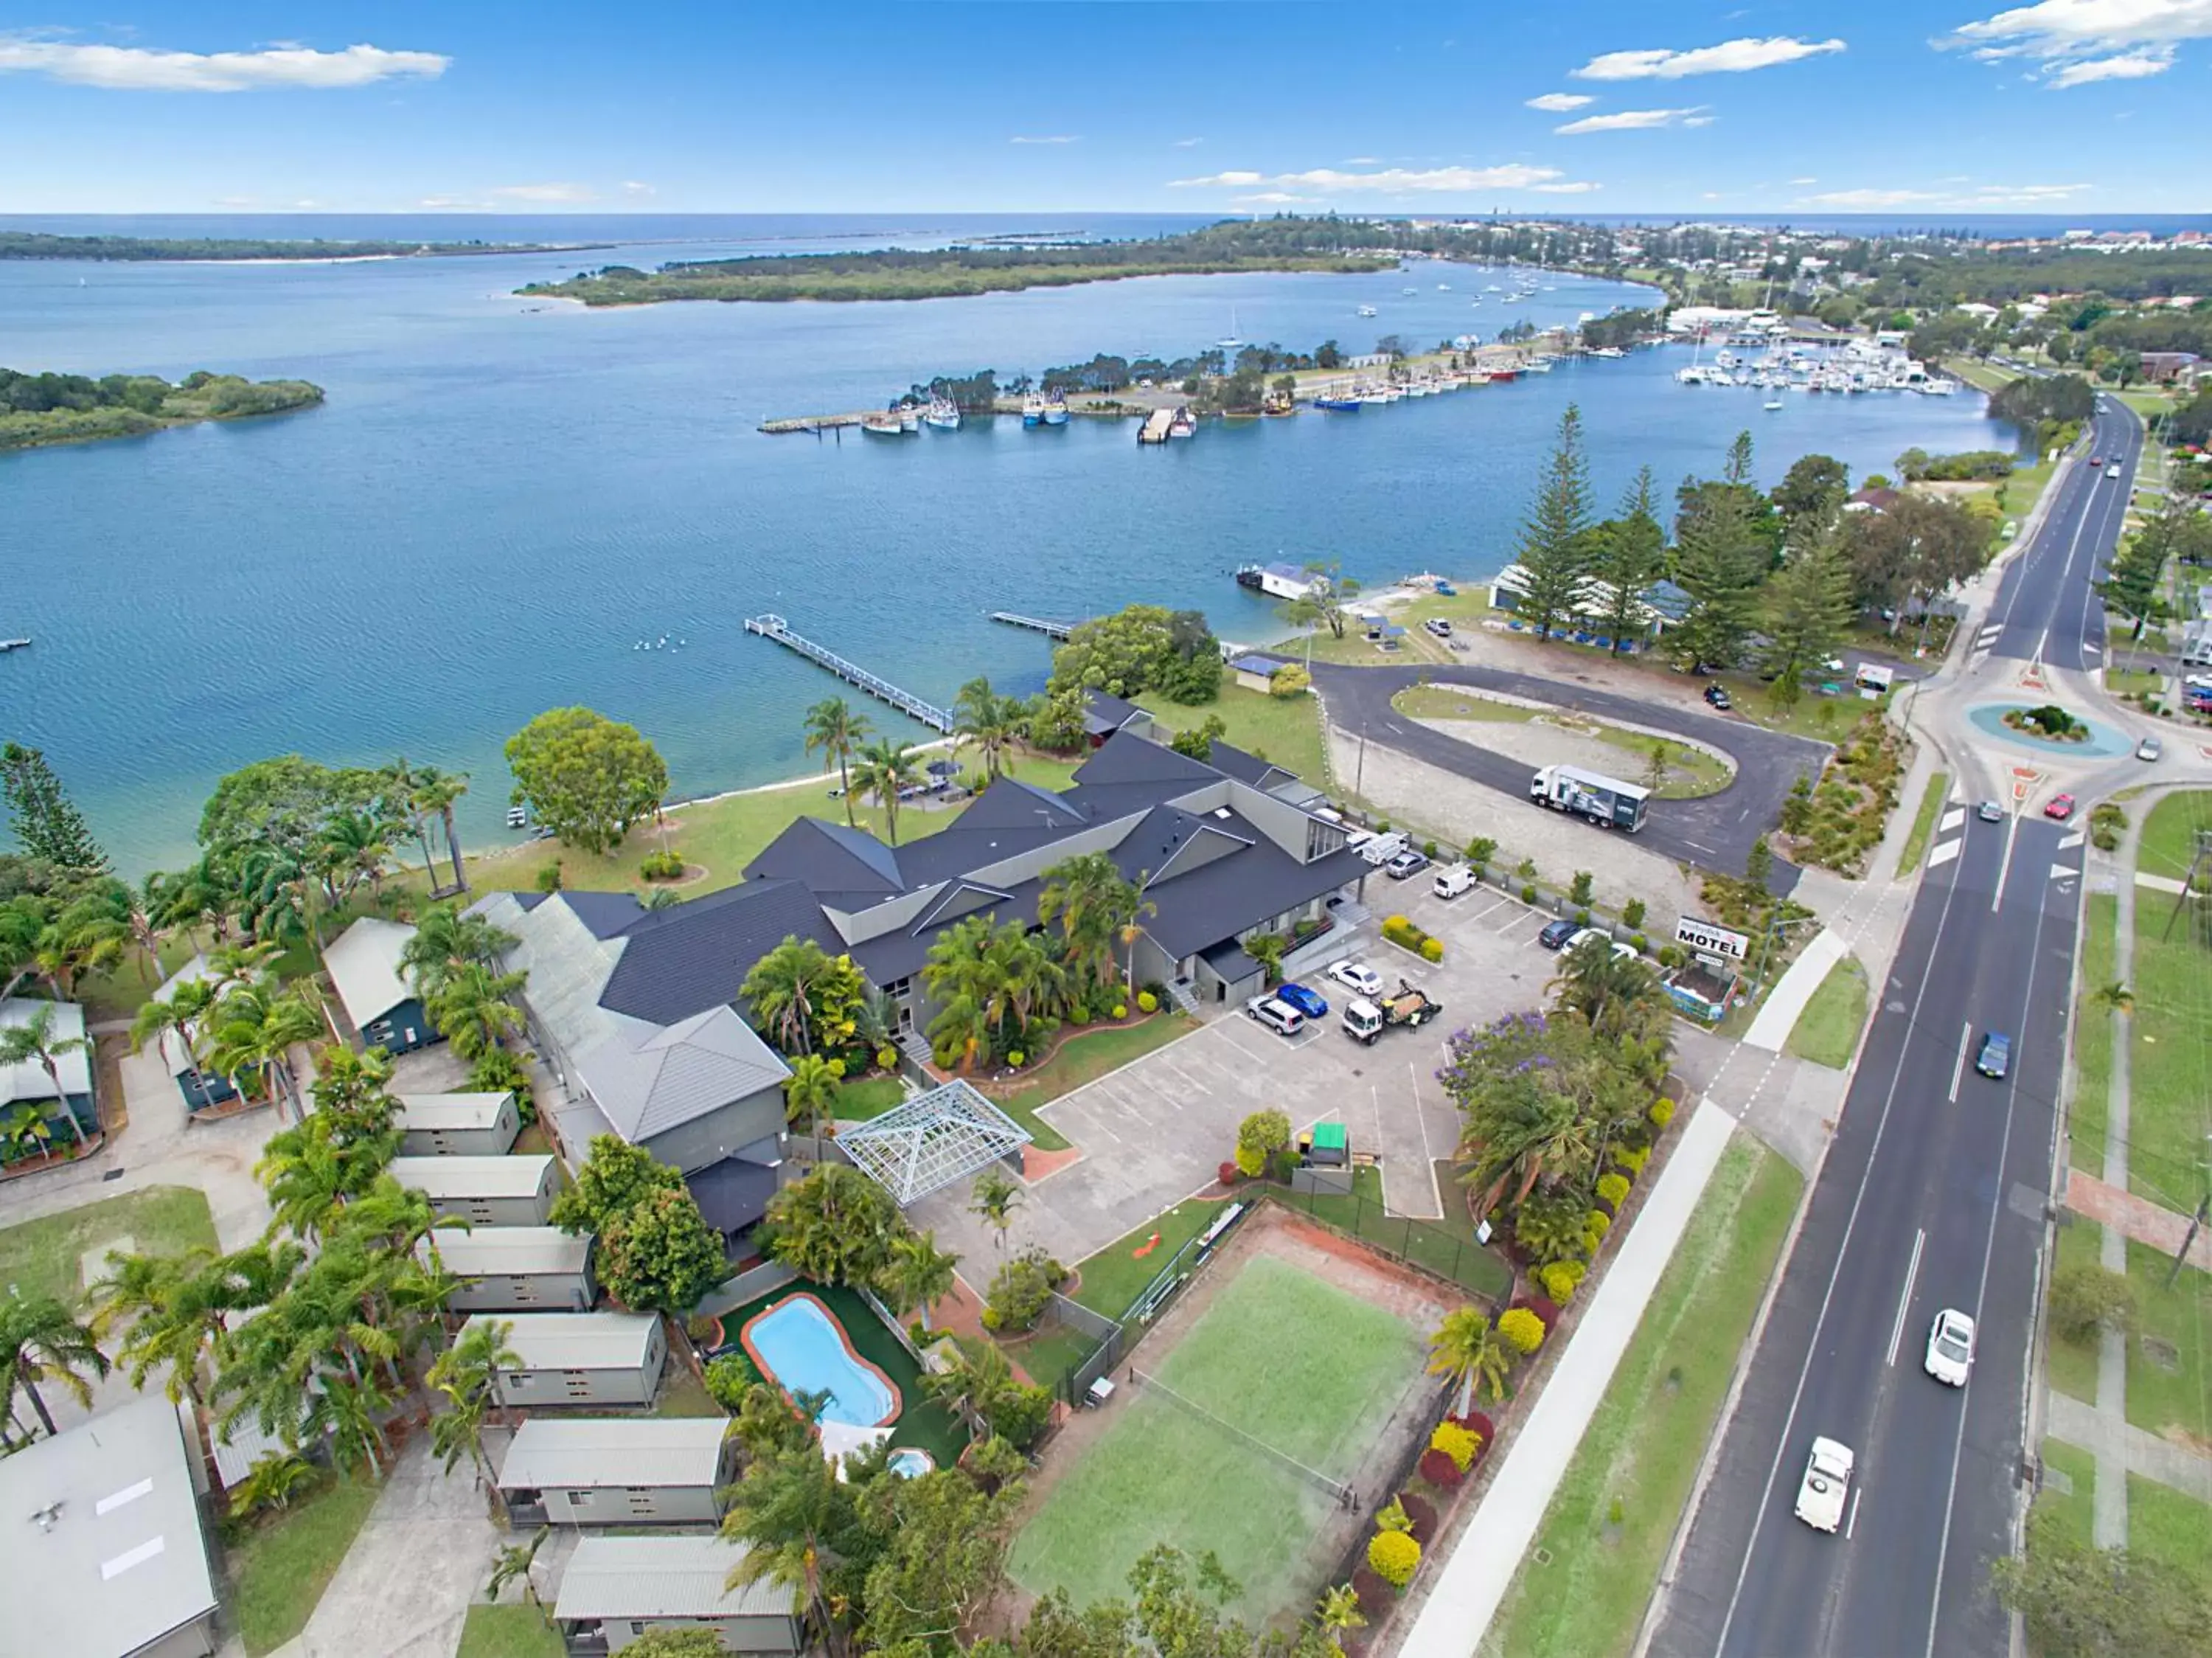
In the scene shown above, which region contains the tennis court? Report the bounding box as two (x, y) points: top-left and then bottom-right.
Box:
(1008, 1211), (1447, 1621)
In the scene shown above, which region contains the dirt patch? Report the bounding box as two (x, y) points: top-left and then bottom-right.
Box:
(2138, 1333), (2181, 1373)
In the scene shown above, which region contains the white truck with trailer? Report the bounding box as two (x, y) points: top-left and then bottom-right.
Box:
(1528, 764), (1650, 833)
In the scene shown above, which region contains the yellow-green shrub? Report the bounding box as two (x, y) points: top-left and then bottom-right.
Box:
(1137, 991), (1159, 1014)
(1368, 1528), (1420, 1589)
(1111, 1003), (1127, 1020)
(1615, 1144), (1651, 1176)
(1429, 1420), (1478, 1474)
(827, 1057), (847, 1079)
(1596, 1172), (1631, 1210)
(1498, 1307), (1546, 1353)
(875, 1047), (897, 1072)
(1585, 1210), (1612, 1241)
(1375, 1495), (1413, 1533)
(1421, 936), (1444, 962)
(1539, 1260), (1586, 1303)
(1649, 1097), (1676, 1128)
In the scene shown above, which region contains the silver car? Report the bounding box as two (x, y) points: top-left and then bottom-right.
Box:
(2138, 735), (2163, 762)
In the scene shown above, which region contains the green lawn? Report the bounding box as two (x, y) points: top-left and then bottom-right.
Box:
(1945, 357), (2021, 393)
(456, 1604), (564, 1658)
(2125, 1477), (2212, 1584)
(2045, 1220), (2103, 1406)
(992, 1013), (1199, 1152)
(1069, 1197), (1235, 1321)
(651, 1363), (727, 1420)
(2121, 1239), (2209, 1445)
(0, 1185), (217, 1305)
(2113, 878), (2212, 1204)
(2036, 1439), (2096, 1551)
(1137, 684), (1328, 789)
(1478, 1133), (1804, 1658)
(836, 1075), (908, 1121)
(1784, 956), (1871, 1069)
(226, 1469), (382, 1655)
(1711, 676), (1871, 743)
(2068, 895), (2118, 1173)
(1009, 1254), (1427, 1621)
(2105, 667), (2163, 698)
(1896, 771), (1950, 874)
(2136, 791), (2212, 889)
(1388, 686), (1731, 799)
(1281, 1164), (1514, 1303)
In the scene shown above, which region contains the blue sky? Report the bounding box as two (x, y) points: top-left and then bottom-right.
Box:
(4, 1), (2209, 215)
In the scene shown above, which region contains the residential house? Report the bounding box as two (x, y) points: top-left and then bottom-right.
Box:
(322, 917), (440, 1054)
(474, 1311), (667, 1409)
(1486, 566), (1690, 642)
(421, 1226), (597, 1311)
(495, 1418), (736, 1526)
(146, 956), (237, 1114)
(1228, 653), (1292, 694)
(0, 996), (97, 1147)
(2140, 351), (2201, 386)
(552, 1535), (803, 1656)
(0, 1396), (219, 1658)
(389, 1153), (559, 1227)
(393, 1090), (523, 1156)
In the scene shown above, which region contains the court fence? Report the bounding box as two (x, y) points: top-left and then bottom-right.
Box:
(1060, 1199), (1256, 1407)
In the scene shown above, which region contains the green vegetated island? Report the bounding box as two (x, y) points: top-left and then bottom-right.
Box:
(0, 367), (324, 452)
(0, 230), (609, 262)
(521, 218), (1403, 305)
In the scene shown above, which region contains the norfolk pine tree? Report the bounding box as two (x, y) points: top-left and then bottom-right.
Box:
(1590, 467), (1666, 656)
(1, 743), (109, 871)
(1512, 404), (1596, 641)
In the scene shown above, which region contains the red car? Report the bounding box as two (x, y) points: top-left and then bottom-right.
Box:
(2045, 794), (2076, 821)
(2090, 456), (2103, 467)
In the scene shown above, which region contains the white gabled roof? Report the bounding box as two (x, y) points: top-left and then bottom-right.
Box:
(498, 1417), (727, 1491)
(321, 917), (417, 1027)
(0, 997), (92, 1105)
(389, 1153), (552, 1201)
(393, 1091), (515, 1133)
(419, 1227), (590, 1278)
(554, 1534), (798, 1622)
(476, 1311), (658, 1372)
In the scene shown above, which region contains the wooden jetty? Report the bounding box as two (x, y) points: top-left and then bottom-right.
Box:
(743, 614), (952, 731)
(1137, 409), (1176, 445)
(989, 611), (1074, 642)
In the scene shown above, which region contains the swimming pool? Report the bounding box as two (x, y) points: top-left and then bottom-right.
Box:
(741, 1293), (900, 1427)
(888, 1449), (935, 1479)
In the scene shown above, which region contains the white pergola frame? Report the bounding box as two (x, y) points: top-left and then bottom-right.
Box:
(838, 1079), (1032, 1205)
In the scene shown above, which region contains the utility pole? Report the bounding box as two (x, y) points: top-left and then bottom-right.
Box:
(2166, 1193), (2209, 1291)
(2159, 829), (2212, 942)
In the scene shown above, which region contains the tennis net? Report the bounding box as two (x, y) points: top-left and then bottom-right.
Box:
(1126, 1366), (1355, 1508)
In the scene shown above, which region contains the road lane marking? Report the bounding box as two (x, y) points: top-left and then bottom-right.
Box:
(1948, 1024), (1970, 1103)
(1888, 1227), (1927, 1367)
(1928, 839), (1962, 869)
(1939, 808), (1965, 833)
(1847, 1487), (1863, 1541)
(1992, 813), (2021, 912)
(2059, 830), (2084, 850)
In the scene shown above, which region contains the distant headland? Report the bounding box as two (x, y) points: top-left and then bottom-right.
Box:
(0, 368), (324, 451)
(0, 231), (612, 263)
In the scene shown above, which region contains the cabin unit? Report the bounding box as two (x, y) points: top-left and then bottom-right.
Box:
(476, 1311), (667, 1409)
(553, 1535), (803, 1656)
(389, 1154), (558, 1227)
(393, 1091), (523, 1156)
(421, 1227), (596, 1312)
(0, 996), (98, 1148)
(496, 1418), (736, 1527)
(322, 916), (441, 1054)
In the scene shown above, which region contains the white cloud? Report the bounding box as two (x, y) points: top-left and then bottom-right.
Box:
(1526, 91), (1594, 110)
(1343, 156), (1382, 164)
(1791, 176), (1819, 184)
(2048, 47), (2175, 82)
(1969, 181), (2092, 200)
(490, 182), (595, 203)
(1554, 106), (1704, 133)
(621, 181), (655, 196)
(1171, 163), (1573, 193)
(1234, 192), (1316, 206)
(1801, 187), (1946, 206)
(1530, 180), (1604, 193)
(1948, 1), (2211, 86)
(418, 195), (485, 209)
(1795, 180), (2089, 206)
(1009, 133), (1077, 145)
(1174, 136), (1203, 147)
(1573, 35), (1846, 80)
(1683, 114), (1718, 125)
(0, 35), (448, 91)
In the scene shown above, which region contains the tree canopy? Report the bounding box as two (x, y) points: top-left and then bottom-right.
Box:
(1046, 604), (1223, 707)
(504, 706), (669, 854)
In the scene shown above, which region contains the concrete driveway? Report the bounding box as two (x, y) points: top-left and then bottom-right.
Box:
(913, 877), (1579, 1272)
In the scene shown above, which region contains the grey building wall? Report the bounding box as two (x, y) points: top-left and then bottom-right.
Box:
(445, 1265), (597, 1314)
(637, 1086), (786, 1176)
(506, 1443), (734, 1528)
(423, 1185), (557, 1228)
(493, 1325), (667, 1409)
(130, 1612), (219, 1658)
(577, 1613), (802, 1657)
(399, 1101), (522, 1158)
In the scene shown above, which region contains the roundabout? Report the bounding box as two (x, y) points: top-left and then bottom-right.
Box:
(1966, 701), (2134, 760)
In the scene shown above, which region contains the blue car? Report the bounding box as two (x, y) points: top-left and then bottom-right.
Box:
(1976, 1033), (2010, 1080)
(1273, 982), (1329, 1019)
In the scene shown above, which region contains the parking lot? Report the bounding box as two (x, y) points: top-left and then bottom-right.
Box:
(913, 870), (1582, 1270)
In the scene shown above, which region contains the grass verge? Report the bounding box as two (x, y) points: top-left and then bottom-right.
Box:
(2137, 791), (2212, 889)
(1137, 684), (1327, 787)
(2045, 1219), (2103, 1405)
(1478, 1131), (1804, 1658)
(2125, 1477), (2212, 1584)
(226, 1469), (381, 1655)
(2068, 894), (2118, 1173)
(2113, 864), (2212, 1204)
(1784, 956), (1871, 1069)
(2121, 1238), (2208, 1445)
(2035, 1439), (2096, 1550)
(1896, 771), (1950, 874)
(456, 1604), (564, 1658)
(990, 1013), (1198, 1152)
(0, 1185), (217, 1305)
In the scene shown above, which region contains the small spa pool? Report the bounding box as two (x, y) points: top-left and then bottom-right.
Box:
(888, 1448), (935, 1479)
(742, 1293), (900, 1427)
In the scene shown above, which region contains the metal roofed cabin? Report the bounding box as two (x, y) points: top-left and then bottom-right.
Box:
(389, 1152), (559, 1226)
(147, 954), (238, 1114)
(392, 1090), (524, 1156)
(473, 1311), (669, 1409)
(496, 1417), (737, 1526)
(0, 994), (98, 1148)
(322, 916), (441, 1054)
(552, 1533), (803, 1655)
(420, 1225), (597, 1311)
(0, 1395), (219, 1658)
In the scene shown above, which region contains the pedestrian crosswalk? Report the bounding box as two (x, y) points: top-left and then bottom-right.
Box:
(1969, 621), (2003, 671)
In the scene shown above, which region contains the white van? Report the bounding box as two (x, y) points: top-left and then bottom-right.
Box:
(1433, 865), (1477, 900)
(1357, 831), (1410, 867)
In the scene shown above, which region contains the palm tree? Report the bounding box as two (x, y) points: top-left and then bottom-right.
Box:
(130, 977), (219, 1095)
(398, 903), (515, 1005)
(921, 1334), (1018, 1440)
(921, 915), (998, 1072)
(485, 1525), (551, 1606)
(802, 698), (872, 830)
(1427, 1306), (1509, 1414)
(2091, 982), (2135, 1013)
(429, 1317), (521, 1471)
(969, 1168), (1023, 1254)
(205, 939), (282, 991)
(234, 844), (316, 946)
(1315, 1584), (1368, 1651)
(1551, 938), (1664, 1041)
(741, 936), (849, 1058)
(88, 1245), (229, 1410)
(257, 1115), (397, 1240)
(1037, 853), (1141, 993)
(427, 962), (527, 1062)
(307, 1367), (393, 1481)
(418, 769), (471, 896)
(781, 1053), (841, 1159)
(880, 1229), (959, 1332)
(203, 982), (321, 1123)
(721, 1448), (854, 1657)
(953, 677), (1023, 783)
(0, 1000), (94, 1148)
(0, 1294), (111, 1437)
(851, 738), (922, 845)
(318, 809), (394, 902)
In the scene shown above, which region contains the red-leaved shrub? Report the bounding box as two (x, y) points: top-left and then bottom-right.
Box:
(1353, 1566), (1394, 1617)
(1217, 1161), (1242, 1186)
(1399, 1490), (1439, 1543)
(1419, 1448), (1464, 1488)
(1455, 1410), (1496, 1445)
(1515, 1294), (1561, 1331)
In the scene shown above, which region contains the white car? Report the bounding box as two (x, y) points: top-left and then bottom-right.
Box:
(1325, 960), (1383, 998)
(2138, 735), (2163, 763)
(1924, 1308), (1975, 1387)
(1793, 1437), (1855, 1533)
(1245, 996), (1304, 1037)
(2106, 464), (2122, 479)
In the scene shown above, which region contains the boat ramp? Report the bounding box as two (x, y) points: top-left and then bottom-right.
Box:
(742, 614), (953, 732)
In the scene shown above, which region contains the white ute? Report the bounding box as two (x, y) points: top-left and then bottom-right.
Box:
(1793, 1437), (1855, 1533)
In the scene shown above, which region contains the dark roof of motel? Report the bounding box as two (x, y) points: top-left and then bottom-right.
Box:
(1202, 738), (1305, 797)
(1081, 687), (1147, 738)
(599, 878), (845, 1027)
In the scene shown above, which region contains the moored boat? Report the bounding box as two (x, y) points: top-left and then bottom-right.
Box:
(923, 394), (961, 430)
(1021, 393), (1046, 427)
(861, 414), (903, 437)
(1043, 395), (1069, 427)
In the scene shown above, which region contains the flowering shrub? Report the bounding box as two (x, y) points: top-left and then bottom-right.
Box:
(1430, 1421), (1479, 1473)
(1519, 1294), (1561, 1330)
(1650, 1097), (1677, 1128)
(1596, 1172), (1632, 1211)
(1367, 1528), (1421, 1589)
(1418, 1447), (1464, 1488)
(1539, 1260), (1586, 1304)
(1455, 1410), (1495, 1445)
(1498, 1306), (1546, 1353)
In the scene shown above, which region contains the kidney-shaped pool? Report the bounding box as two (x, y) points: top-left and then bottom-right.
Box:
(741, 1292), (900, 1427)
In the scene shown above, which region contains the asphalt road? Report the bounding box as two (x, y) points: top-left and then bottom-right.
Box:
(1311, 661), (1828, 887)
(1651, 808), (2083, 1658)
(1983, 399), (2141, 672)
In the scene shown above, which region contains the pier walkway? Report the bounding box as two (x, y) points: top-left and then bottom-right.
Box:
(742, 614), (953, 732)
(989, 611), (1074, 642)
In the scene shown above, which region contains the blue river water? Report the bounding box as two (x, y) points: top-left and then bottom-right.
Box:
(1, 215), (2020, 873)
